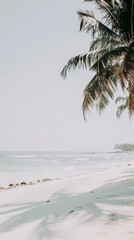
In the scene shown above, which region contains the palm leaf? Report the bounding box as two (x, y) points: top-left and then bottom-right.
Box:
(90, 46), (127, 73)
(89, 37), (123, 51)
(115, 95), (128, 118)
(78, 10), (124, 41)
(61, 53), (88, 78)
(115, 96), (127, 104)
(82, 68), (117, 119)
(61, 47), (113, 77)
(116, 104), (127, 118)
(61, 0), (134, 119)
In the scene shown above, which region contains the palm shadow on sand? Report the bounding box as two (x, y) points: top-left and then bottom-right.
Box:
(0, 178), (134, 239)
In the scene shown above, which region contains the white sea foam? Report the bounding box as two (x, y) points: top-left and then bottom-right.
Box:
(0, 151), (134, 187)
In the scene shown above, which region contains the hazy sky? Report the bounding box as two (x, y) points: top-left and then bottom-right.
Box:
(0, 0), (134, 151)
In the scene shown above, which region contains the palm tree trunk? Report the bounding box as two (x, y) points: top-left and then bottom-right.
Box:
(131, 0), (134, 39)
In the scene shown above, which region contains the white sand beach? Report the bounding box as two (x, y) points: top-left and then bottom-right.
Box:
(1, 1), (134, 239)
(0, 157), (134, 240)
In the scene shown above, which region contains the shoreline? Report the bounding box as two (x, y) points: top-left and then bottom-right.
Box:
(0, 160), (132, 191)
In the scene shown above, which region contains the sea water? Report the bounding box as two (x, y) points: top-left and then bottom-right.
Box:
(0, 151), (134, 187)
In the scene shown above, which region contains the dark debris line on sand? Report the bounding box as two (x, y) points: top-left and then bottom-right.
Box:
(0, 178), (54, 191)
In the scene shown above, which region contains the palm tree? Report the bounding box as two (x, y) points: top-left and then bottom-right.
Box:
(115, 96), (128, 118)
(61, 0), (134, 119)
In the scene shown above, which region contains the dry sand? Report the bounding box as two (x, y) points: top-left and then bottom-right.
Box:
(0, 164), (134, 240)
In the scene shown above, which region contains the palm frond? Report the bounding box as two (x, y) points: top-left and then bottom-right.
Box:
(89, 37), (123, 51)
(90, 46), (127, 73)
(122, 50), (134, 82)
(96, 1), (126, 38)
(84, 0), (132, 41)
(115, 96), (127, 104)
(61, 53), (88, 78)
(61, 47), (113, 77)
(116, 104), (127, 118)
(61, 45), (127, 78)
(115, 94), (128, 118)
(96, 98), (107, 114)
(78, 10), (124, 41)
(61, 0), (134, 119)
(82, 68), (117, 119)
(84, 0), (123, 9)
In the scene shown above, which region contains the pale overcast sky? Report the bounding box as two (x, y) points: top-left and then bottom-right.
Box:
(0, 0), (134, 151)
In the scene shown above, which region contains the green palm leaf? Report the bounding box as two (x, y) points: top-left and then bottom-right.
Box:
(115, 95), (128, 118)
(82, 65), (117, 118)
(116, 104), (127, 118)
(115, 96), (127, 104)
(61, 0), (134, 118)
(78, 10), (124, 41)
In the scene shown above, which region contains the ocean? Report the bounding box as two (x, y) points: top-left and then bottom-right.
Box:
(0, 151), (134, 187)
